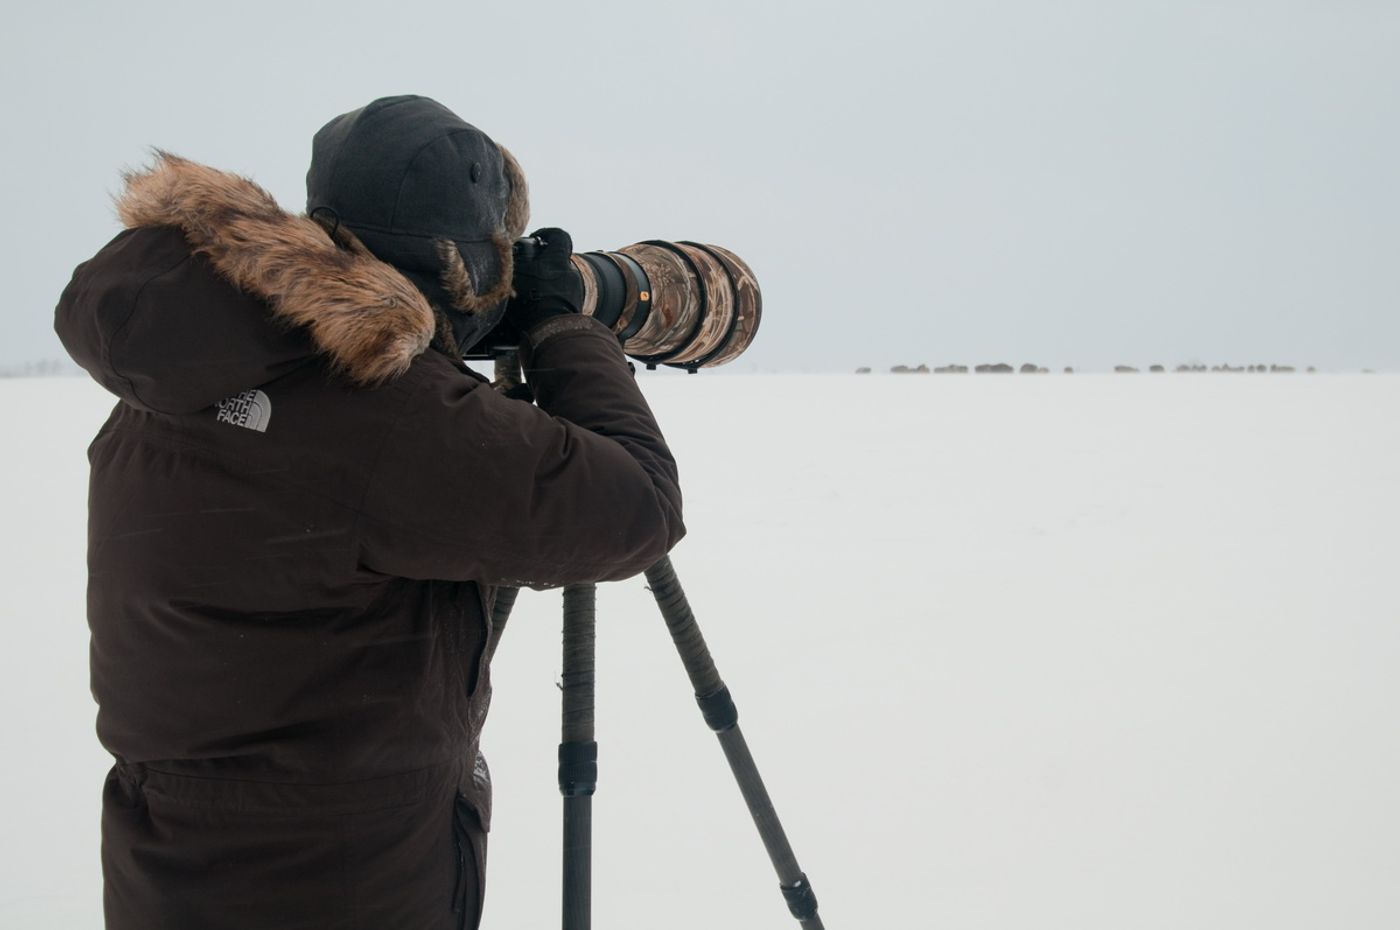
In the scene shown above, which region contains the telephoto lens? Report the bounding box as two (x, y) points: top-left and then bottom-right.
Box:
(574, 241), (761, 371)
(472, 238), (762, 371)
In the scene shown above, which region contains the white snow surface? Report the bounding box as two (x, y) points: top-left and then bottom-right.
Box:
(2, 373), (1398, 928)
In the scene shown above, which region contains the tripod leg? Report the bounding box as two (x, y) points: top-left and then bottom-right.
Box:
(560, 584), (598, 930)
(645, 557), (827, 929)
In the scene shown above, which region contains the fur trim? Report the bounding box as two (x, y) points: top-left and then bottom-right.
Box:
(431, 303), (462, 357)
(436, 234), (515, 315)
(115, 151), (436, 385)
(499, 146), (530, 240)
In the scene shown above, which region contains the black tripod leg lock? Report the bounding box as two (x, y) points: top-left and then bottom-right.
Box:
(780, 873), (820, 921)
(695, 685), (739, 732)
(558, 740), (598, 797)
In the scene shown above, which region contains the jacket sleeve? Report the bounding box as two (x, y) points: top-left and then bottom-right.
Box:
(355, 316), (684, 586)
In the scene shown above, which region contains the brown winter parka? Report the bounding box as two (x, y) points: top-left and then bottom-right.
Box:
(54, 156), (684, 930)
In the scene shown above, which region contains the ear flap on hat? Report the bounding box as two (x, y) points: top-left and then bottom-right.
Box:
(435, 144), (530, 315)
(436, 235), (514, 315)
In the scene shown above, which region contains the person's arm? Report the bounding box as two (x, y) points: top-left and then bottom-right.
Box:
(356, 317), (683, 586)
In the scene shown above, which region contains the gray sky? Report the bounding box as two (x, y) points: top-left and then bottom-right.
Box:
(4, 0), (1396, 372)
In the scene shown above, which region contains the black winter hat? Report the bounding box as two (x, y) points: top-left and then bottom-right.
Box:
(306, 95), (529, 350)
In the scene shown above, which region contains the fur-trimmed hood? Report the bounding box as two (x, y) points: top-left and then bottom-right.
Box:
(56, 153), (510, 413)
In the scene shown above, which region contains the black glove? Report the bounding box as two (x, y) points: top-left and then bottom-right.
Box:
(506, 227), (585, 334)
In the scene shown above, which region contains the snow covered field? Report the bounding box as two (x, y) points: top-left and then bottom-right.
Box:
(3, 372), (1397, 929)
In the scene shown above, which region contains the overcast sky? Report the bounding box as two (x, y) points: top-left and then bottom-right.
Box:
(4, 0), (1396, 372)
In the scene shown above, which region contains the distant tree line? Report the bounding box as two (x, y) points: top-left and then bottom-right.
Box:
(859, 361), (1335, 375)
(0, 359), (80, 377)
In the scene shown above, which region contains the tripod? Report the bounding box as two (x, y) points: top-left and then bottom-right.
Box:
(488, 558), (826, 930)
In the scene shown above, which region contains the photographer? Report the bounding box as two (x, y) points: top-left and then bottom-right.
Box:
(55, 95), (684, 930)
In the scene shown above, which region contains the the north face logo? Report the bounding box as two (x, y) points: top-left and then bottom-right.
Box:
(216, 389), (271, 432)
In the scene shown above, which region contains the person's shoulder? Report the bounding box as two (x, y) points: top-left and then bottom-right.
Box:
(263, 346), (485, 416)
(275, 347), (494, 449)
(397, 347), (492, 398)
